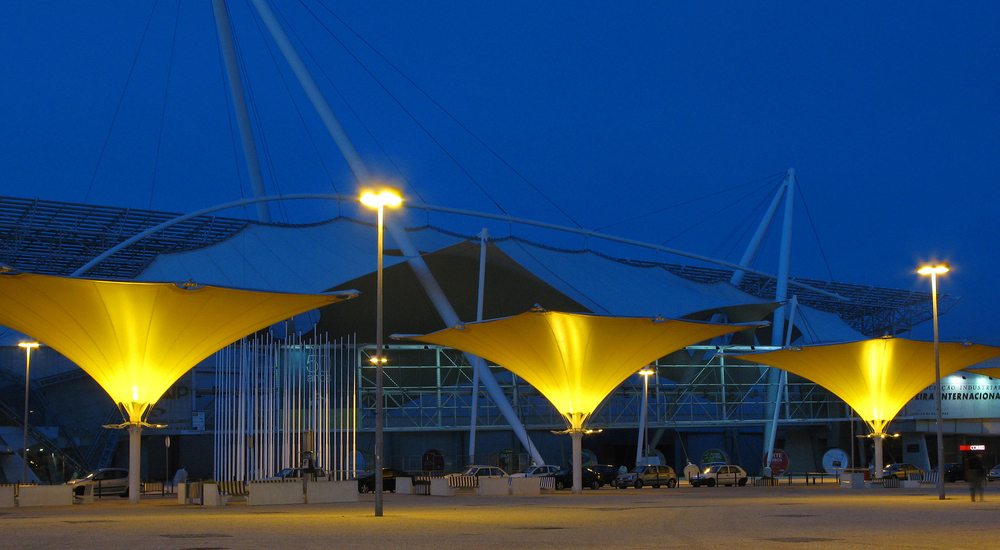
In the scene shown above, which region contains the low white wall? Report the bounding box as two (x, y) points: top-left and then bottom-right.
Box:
(840, 473), (866, 489)
(0, 486), (15, 507)
(202, 483), (227, 506)
(429, 477), (455, 496)
(307, 480), (358, 503)
(477, 477), (510, 496)
(395, 477), (413, 495)
(76, 483), (94, 504)
(249, 481), (303, 506)
(509, 477), (540, 495)
(18, 485), (73, 507)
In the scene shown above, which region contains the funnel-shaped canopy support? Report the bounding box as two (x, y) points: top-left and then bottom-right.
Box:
(0, 272), (357, 423)
(404, 308), (760, 430)
(736, 337), (1000, 436)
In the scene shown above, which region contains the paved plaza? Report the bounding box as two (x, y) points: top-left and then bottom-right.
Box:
(2, 483), (998, 549)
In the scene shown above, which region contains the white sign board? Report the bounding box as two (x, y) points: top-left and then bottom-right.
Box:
(822, 448), (849, 474)
(901, 372), (1000, 419)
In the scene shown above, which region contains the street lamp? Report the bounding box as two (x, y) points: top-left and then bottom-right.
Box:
(360, 186), (402, 517)
(18, 342), (39, 485)
(918, 262), (949, 500)
(636, 368), (654, 465)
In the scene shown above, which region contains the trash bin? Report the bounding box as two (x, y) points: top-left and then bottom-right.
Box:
(183, 479), (203, 505)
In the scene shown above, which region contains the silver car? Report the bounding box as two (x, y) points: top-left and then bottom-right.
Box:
(614, 464), (678, 489)
(510, 464), (561, 478)
(67, 468), (130, 497)
(988, 464), (1000, 482)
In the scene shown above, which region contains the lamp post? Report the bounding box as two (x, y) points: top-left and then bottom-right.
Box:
(636, 368), (654, 465)
(918, 262), (949, 500)
(360, 186), (402, 517)
(18, 342), (39, 485)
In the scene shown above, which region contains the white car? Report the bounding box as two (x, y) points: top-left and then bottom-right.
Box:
(66, 468), (130, 497)
(691, 464), (748, 487)
(510, 465), (561, 478)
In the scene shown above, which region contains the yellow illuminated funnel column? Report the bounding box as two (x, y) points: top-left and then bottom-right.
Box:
(402, 307), (760, 494)
(736, 337), (1000, 470)
(0, 271), (357, 503)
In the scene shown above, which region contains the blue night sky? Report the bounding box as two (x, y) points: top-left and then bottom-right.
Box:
(1, 2), (997, 343)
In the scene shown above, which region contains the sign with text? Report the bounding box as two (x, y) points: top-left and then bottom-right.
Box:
(700, 448), (729, 465)
(902, 372), (1000, 419)
(768, 449), (790, 476)
(822, 448), (850, 473)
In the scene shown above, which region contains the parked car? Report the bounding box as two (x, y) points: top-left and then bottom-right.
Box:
(547, 467), (602, 490)
(356, 467), (412, 493)
(943, 463), (965, 482)
(988, 464), (1000, 482)
(588, 464), (620, 486)
(263, 466), (325, 481)
(691, 464), (748, 487)
(882, 463), (923, 480)
(510, 464), (561, 478)
(66, 468), (130, 497)
(446, 465), (508, 479)
(614, 464), (678, 489)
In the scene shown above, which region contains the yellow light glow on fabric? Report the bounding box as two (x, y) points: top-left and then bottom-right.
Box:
(407, 310), (756, 430)
(737, 337), (1000, 435)
(0, 273), (356, 423)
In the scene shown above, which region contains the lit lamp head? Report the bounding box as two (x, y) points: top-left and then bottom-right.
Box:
(638, 368), (654, 377)
(917, 263), (950, 276)
(359, 186), (403, 209)
(18, 342), (40, 351)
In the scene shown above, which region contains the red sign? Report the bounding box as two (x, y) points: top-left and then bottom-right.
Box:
(769, 449), (790, 476)
(960, 444), (986, 451)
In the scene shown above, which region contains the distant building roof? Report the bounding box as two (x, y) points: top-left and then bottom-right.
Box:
(0, 196), (953, 343)
(0, 195), (247, 278)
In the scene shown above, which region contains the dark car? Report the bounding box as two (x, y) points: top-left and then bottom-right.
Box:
(357, 468), (412, 493)
(882, 463), (923, 481)
(943, 463), (965, 482)
(547, 467), (602, 490)
(589, 464), (620, 487)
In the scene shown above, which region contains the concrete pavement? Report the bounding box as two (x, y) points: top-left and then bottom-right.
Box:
(2, 483), (997, 549)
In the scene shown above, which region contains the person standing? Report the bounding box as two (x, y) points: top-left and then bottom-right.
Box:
(968, 454), (985, 502)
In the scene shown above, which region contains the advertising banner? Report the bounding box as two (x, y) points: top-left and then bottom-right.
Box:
(901, 371), (1000, 419)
